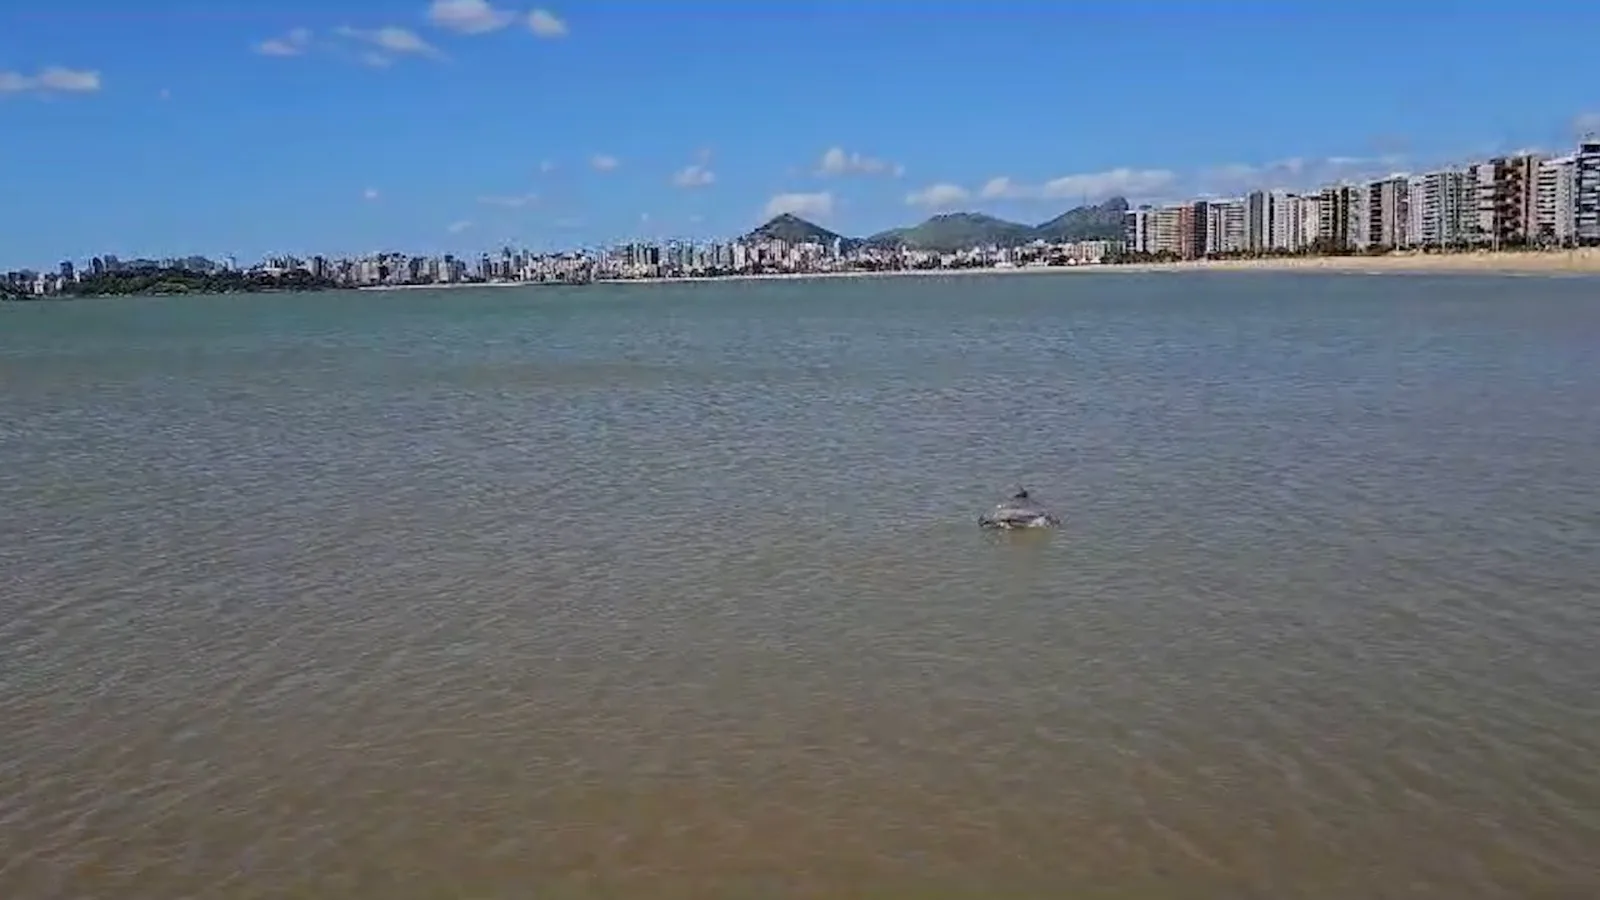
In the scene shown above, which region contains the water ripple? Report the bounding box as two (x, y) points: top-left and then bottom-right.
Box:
(1, 273), (1598, 898)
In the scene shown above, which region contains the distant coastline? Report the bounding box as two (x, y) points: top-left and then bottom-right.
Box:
(10, 247), (1600, 302)
(549, 249), (1600, 286)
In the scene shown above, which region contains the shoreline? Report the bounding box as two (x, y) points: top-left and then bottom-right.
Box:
(19, 249), (1600, 303)
(418, 249), (1600, 292)
(597, 250), (1600, 287)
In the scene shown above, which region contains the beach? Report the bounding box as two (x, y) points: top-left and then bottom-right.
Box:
(378, 248), (1600, 292)
(1118, 247), (1600, 275)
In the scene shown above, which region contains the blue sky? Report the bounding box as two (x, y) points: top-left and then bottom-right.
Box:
(3, 0), (1599, 268)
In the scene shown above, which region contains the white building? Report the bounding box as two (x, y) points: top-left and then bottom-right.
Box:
(1406, 168), (1477, 247)
(1267, 191), (1298, 251)
(1151, 205), (1184, 256)
(1535, 155), (1577, 245)
(1204, 199), (1247, 255)
(1294, 195), (1320, 250)
(1122, 207), (1152, 254)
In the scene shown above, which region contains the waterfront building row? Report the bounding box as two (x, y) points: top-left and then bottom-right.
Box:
(1124, 140), (1600, 258)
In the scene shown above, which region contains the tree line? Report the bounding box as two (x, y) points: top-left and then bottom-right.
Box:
(58, 267), (340, 297)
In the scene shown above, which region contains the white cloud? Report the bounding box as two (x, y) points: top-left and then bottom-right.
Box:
(428, 0), (514, 34)
(528, 9), (569, 38)
(980, 167), (1176, 202)
(0, 66), (102, 93)
(539, 159), (556, 174)
(764, 191), (833, 219)
(478, 193), (538, 208)
(255, 27), (312, 56)
(334, 26), (442, 59)
(1194, 155), (1404, 195)
(363, 187), (381, 200)
(672, 164), (715, 188)
(447, 220), (473, 234)
(905, 182), (970, 209)
(816, 146), (899, 177)
(590, 154), (619, 172)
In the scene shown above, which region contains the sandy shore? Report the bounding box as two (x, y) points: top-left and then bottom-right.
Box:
(1115, 248), (1600, 276)
(356, 248), (1600, 292)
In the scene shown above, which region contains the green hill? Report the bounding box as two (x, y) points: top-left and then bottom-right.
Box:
(864, 213), (1039, 253)
(744, 213), (852, 246)
(746, 197), (1130, 254)
(1033, 197), (1129, 243)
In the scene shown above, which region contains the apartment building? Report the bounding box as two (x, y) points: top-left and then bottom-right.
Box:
(1367, 176), (1410, 249)
(1122, 206), (1153, 254)
(1178, 202), (1204, 260)
(1151, 205), (1185, 256)
(1535, 156), (1577, 244)
(1406, 168), (1477, 247)
(1473, 155), (1540, 245)
(1245, 190), (1272, 253)
(1205, 199), (1247, 255)
(1575, 141), (1600, 244)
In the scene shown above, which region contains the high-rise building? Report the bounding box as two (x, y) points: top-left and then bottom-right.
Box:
(1472, 155), (1539, 246)
(1267, 189), (1305, 248)
(1406, 168), (1476, 247)
(1205, 199), (1246, 255)
(1123, 206), (1152, 254)
(1245, 190), (1272, 253)
(1575, 141), (1600, 245)
(1367, 176), (1410, 249)
(1319, 185), (1359, 250)
(1182, 201), (1208, 260)
(1535, 155), (1577, 245)
(1151, 205), (1184, 257)
(1296, 195), (1321, 250)
(1346, 183), (1371, 250)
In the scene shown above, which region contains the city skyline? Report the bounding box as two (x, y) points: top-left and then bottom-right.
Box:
(11, 131), (1600, 283)
(7, 2), (1600, 269)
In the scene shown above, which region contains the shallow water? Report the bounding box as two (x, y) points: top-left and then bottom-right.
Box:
(2, 272), (1597, 898)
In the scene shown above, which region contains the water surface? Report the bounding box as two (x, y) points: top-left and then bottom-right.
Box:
(2, 272), (1598, 898)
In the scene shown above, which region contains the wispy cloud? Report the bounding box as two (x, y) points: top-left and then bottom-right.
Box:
(539, 159), (557, 174)
(0, 66), (101, 94)
(1192, 155), (1405, 196)
(428, 0), (515, 34)
(447, 220), (473, 234)
(979, 168), (1177, 203)
(590, 154), (619, 172)
(363, 187), (381, 201)
(764, 191), (833, 219)
(528, 9), (569, 38)
(672, 164), (715, 188)
(816, 146), (902, 177)
(334, 26), (443, 62)
(478, 193), (538, 208)
(905, 183), (970, 209)
(255, 27), (312, 57)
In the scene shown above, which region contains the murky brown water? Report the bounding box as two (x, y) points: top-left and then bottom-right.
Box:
(2, 273), (1597, 898)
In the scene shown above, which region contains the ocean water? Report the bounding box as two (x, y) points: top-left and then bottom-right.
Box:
(1, 271), (1597, 899)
